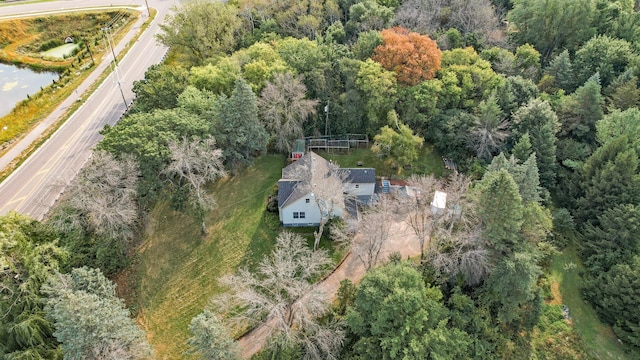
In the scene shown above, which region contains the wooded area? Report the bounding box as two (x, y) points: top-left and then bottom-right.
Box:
(3, 0), (640, 359)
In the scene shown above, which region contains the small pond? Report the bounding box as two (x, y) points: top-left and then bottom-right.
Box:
(0, 62), (59, 118)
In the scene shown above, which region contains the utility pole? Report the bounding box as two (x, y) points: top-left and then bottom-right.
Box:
(102, 27), (127, 110)
(116, 79), (128, 110)
(324, 101), (329, 136)
(82, 37), (95, 64)
(102, 27), (117, 66)
(144, 0), (151, 17)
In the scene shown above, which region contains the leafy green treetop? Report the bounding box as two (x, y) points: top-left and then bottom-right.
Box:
(371, 110), (424, 174)
(345, 262), (471, 359)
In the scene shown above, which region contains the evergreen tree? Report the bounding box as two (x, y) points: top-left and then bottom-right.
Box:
(558, 74), (604, 145)
(596, 108), (640, 147)
(576, 135), (640, 224)
(583, 256), (640, 349)
(512, 133), (532, 163)
(496, 76), (539, 116)
(544, 50), (575, 92)
(519, 153), (543, 204)
(512, 98), (560, 189)
(607, 76), (640, 111)
(487, 153), (542, 205)
(215, 78), (268, 174)
(581, 204), (640, 273)
(0, 213), (65, 359)
(573, 35), (636, 88)
(478, 169), (524, 257)
(482, 252), (542, 326)
(43, 267), (152, 360)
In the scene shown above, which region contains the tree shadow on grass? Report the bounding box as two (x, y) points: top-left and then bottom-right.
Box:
(237, 210), (280, 271)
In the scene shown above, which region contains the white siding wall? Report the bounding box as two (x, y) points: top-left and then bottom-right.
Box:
(281, 193), (344, 226)
(344, 183), (375, 197)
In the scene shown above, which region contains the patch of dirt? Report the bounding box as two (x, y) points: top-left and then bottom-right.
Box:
(548, 280), (563, 305)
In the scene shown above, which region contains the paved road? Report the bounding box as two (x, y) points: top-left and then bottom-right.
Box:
(0, 0), (178, 219)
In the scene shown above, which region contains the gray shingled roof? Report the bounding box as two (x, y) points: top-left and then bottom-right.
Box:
(278, 180), (299, 208)
(345, 168), (376, 183)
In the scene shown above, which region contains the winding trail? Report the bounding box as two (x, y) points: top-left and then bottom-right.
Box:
(237, 219), (420, 358)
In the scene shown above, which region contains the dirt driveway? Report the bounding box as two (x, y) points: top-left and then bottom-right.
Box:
(237, 220), (420, 358)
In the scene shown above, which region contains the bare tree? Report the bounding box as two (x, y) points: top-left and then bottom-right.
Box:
(258, 73), (318, 153)
(395, 0), (501, 45)
(214, 231), (343, 359)
(468, 95), (510, 161)
(394, 0), (445, 35)
(49, 151), (140, 242)
(426, 173), (490, 286)
(402, 174), (443, 262)
(429, 223), (490, 286)
(353, 195), (395, 270)
(163, 136), (226, 235)
(441, 172), (474, 231)
(90, 341), (136, 360)
(328, 217), (358, 251)
(449, 0), (499, 40)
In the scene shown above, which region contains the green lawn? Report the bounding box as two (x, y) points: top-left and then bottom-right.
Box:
(550, 247), (632, 360)
(318, 144), (449, 178)
(131, 155), (285, 359)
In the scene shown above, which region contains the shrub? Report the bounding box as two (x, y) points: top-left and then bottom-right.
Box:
(39, 38), (63, 51)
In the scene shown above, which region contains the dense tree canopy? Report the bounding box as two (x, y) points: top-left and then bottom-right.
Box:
(508, 0), (596, 64)
(512, 98), (560, 189)
(0, 213), (65, 360)
(345, 262), (471, 359)
(132, 64), (190, 113)
(43, 267), (151, 359)
(157, 0), (241, 65)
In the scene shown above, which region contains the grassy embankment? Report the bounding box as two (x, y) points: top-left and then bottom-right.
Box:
(550, 246), (632, 360)
(0, 11), (137, 172)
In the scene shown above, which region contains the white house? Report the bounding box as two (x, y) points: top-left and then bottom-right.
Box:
(344, 168), (376, 205)
(278, 152), (376, 226)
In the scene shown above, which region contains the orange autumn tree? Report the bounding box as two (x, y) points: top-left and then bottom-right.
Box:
(372, 27), (442, 86)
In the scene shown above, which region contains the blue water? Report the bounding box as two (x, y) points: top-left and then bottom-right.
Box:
(0, 62), (59, 118)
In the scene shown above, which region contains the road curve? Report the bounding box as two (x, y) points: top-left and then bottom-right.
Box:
(0, 0), (178, 219)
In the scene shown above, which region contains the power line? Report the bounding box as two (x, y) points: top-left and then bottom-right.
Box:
(102, 27), (128, 110)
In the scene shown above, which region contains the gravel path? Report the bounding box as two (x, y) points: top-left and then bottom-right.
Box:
(237, 219), (420, 358)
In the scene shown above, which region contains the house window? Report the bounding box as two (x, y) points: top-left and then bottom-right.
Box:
(355, 184), (360, 188)
(293, 212), (299, 219)
(299, 212), (306, 219)
(306, 198), (310, 203)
